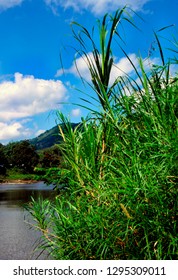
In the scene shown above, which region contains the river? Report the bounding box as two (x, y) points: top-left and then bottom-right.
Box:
(0, 181), (54, 260)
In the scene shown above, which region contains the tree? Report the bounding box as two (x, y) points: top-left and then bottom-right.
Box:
(0, 143), (8, 175)
(11, 140), (39, 173)
(3, 142), (17, 167)
(40, 145), (62, 168)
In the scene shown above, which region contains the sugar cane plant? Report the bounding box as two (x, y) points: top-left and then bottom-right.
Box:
(26, 7), (178, 260)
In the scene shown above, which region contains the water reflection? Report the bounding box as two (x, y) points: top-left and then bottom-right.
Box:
(0, 182), (54, 260)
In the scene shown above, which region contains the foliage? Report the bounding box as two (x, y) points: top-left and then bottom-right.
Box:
(30, 123), (79, 150)
(0, 141), (40, 179)
(34, 145), (64, 187)
(39, 145), (62, 168)
(26, 8), (178, 260)
(9, 140), (39, 173)
(3, 168), (36, 180)
(2, 142), (16, 167)
(0, 144), (8, 175)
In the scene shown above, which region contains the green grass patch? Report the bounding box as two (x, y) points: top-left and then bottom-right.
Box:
(2, 168), (37, 181)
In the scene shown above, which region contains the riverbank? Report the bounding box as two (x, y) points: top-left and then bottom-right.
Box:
(0, 168), (39, 184)
(0, 179), (39, 184)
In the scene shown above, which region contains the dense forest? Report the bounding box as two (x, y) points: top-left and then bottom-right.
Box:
(0, 123), (79, 181)
(0, 122), (80, 182)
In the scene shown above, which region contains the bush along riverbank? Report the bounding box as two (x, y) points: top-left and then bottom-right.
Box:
(26, 8), (178, 260)
(0, 168), (38, 184)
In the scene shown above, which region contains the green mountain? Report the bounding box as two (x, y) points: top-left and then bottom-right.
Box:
(30, 123), (79, 150)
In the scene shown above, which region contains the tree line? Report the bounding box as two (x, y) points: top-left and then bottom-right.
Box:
(0, 140), (62, 176)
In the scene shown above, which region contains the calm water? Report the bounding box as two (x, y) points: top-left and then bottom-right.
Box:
(0, 181), (54, 260)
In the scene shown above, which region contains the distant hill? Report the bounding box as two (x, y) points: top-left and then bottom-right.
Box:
(30, 123), (79, 150)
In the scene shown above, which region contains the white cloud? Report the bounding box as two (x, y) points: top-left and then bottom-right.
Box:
(170, 63), (178, 77)
(110, 54), (139, 84)
(45, 0), (151, 15)
(35, 129), (46, 137)
(0, 121), (31, 141)
(56, 52), (93, 80)
(71, 108), (81, 117)
(56, 52), (139, 84)
(56, 52), (160, 97)
(0, 72), (68, 121)
(0, 0), (23, 11)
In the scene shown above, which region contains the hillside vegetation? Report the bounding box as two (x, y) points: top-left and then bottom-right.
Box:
(30, 123), (79, 150)
(0, 123), (80, 181)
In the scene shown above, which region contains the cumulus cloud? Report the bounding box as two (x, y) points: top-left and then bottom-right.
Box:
(0, 121), (31, 141)
(35, 129), (46, 137)
(44, 0), (151, 15)
(71, 108), (81, 117)
(56, 52), (160, 86)
(56, 52), (93, 80)
(110, 54), (139, 84)
(0, 0), (23, 11)
(0, 72), (68, 121)
(56, 52), (139, 84)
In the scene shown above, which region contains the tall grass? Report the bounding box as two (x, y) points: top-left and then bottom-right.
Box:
(27, 8), (178, 259)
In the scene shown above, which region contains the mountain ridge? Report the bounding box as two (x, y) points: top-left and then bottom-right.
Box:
(29, 123), (79, 150)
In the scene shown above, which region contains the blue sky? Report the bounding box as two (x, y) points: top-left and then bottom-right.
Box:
(0, 0), (177, 143)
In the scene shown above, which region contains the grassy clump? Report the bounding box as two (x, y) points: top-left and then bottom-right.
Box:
(26, 8), (178, 259)
(1, 168), (36, 181)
